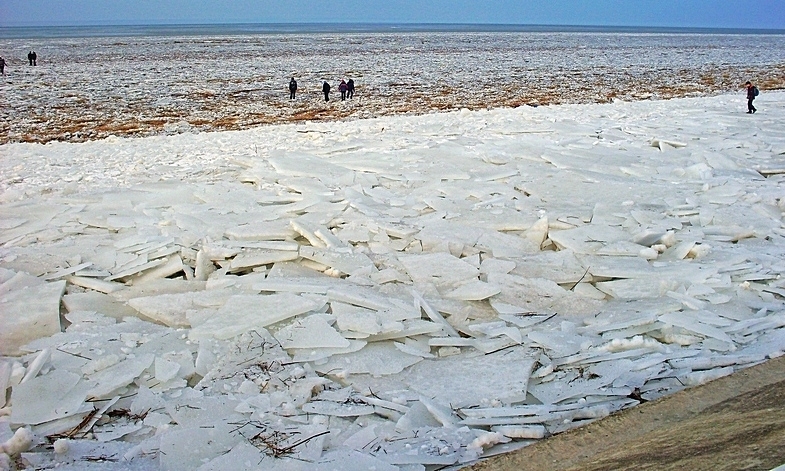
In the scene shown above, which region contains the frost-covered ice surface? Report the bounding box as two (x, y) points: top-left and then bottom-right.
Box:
(2, 30), (785, 144)
(2, 91), (785, 470)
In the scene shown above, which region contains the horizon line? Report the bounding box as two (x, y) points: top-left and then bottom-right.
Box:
(2, 22), (784, 35)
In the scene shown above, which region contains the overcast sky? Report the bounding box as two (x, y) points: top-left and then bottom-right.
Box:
(1, 0), (783, 30)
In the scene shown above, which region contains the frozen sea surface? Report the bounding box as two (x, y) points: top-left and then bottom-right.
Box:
(1, 30), (785, 143)
(1, 89), (785, 470)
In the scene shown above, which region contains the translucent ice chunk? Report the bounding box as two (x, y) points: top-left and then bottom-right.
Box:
(274, 315), (350, 350)
(10, 369), (87, 425)
(397, 252), (479, 288)
(87, 353), (155, 400)
(314, 341), (423, 377)
(444, 280), (501, 300)
(1, 279), (65, 355)
(189, 293), (325, 340)
(400, 347), (536, 408)
(301, 401), (375, 417)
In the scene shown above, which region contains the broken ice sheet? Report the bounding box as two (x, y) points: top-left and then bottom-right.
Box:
(196, 441), (265, 471)
(0, 276), (65, 355)
(274, 314), (351, 350)
(594, 276), (680, 300)
(63, 291), (139, 320)
(299, 246), (376, 276)
(314, 341), (423, 376)
(528, 372), (631, 405)
(658, 311), (733, 343)
(269, 150), (355, 180)
(400, 346), (537, 408)
(397, 252), (479, 289)
(487, 272), (603, 316)
(10, 369), (89, 425)
(444, 280), (501, 300)
(87, 353), (155, 400)
(230, 249), (300, 270)
(301, 401), (375, 417)
(548, 224), (631, 254)
(92, 419), (144, 442)
(189, 292), (326, 340)
(528, 327), (597, 358)
(331, 302), (382, 335)
(508, 250), (587, 284)
(127, 290), (230, 327)
(371, 424), (477, 465)
(159, 422), (243, 471)
(315, 449), (400, 471)
(42, 262), (93, 281)
(468, 322), (523, 344)
(291, 339), (367, 363)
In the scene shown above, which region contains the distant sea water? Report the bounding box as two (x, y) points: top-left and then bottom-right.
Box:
(2, 22), (784, 39)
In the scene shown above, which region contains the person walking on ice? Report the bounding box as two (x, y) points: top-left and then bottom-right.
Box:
(745, 81), (758, 114)
(347, 78), (355, 98)
(322, 81), (331, 101)
(289, 77), (298, 100)
(339, 79), (348, 100)
(0, 56), (5, 76)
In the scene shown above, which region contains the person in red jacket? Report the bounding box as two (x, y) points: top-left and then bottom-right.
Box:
(339, 80), (348, 101)
(745, 81), (758, 114)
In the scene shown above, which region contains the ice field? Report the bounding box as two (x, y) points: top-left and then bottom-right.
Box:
(1, 90), (785, 470)
(2, 29), (785, 144)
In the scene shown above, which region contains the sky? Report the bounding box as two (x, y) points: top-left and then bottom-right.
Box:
(1, 0), (784, 30)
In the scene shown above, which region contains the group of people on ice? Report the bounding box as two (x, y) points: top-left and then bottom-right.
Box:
(0, 51), (38, 75)
(288, 77), (355, 102)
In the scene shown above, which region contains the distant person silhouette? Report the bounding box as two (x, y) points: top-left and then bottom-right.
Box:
(289, 77), (298, 99)
(0, 56), (5, 76)
(339, 79), (348, 101)
(322, 81), (331, 102)
(745, 81), (758, 114)
(347, 78), (355, 99)
(28, 51), (34, 66)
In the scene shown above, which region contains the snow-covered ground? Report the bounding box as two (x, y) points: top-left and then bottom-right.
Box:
(2, 30), (785, 144)
(1, 88), (785, 471)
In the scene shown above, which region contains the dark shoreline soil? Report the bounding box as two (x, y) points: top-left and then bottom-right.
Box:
(465, 355), (785, 471)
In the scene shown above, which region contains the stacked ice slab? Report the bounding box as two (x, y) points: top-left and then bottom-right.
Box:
(1, 92), (785, 470)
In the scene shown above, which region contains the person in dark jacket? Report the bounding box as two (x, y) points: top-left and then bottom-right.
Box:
(347, 78), (355, 99)
(289, 77), (298, 99)
(322, 81), (331, 101)
(0, 56), (5, 76)
(745, 81), (757, 114)
(339, 79), (348, 101)
(28, 51), (33, 66)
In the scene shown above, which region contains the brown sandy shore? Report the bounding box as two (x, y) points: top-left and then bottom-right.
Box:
(464, 354), (785, 471)
(2, 57), (784, 145)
